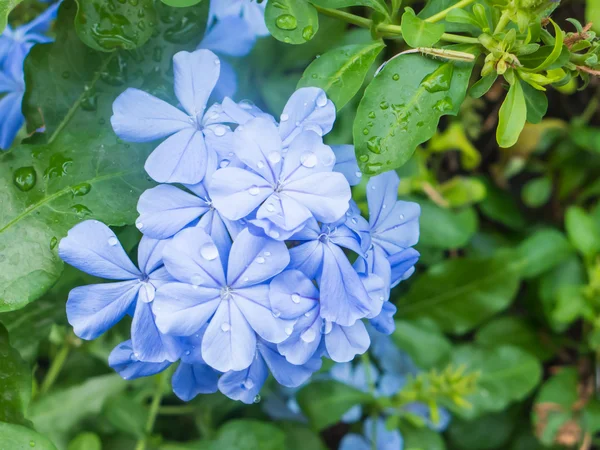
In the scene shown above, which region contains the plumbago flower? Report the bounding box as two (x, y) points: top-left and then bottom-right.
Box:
(209, 0), (269, 38)
(60, 49), (421, 405)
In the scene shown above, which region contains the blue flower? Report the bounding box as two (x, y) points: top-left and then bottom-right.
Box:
(109, 340), (172, 380)
(59, 220), (182, 363)
(209, 95), (349, 240)
(209, 0), (269, 38)
(288, 217), (382, 326)
(111, 49), (232, 184)
(339, 417), (403, 450)
(153, 226), (293, 372)
(270, 269), (376, 364)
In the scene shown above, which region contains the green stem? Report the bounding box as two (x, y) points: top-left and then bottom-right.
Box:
(361, 353), (376, 395)
(493, 11), (511, 35)
(425, 0), (476, 23)
(313, 5), (480, 45)
(39, 344), (70, 395)
(135, 372), (165, 450)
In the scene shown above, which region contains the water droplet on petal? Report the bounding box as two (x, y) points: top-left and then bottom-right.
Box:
(280, 113), (289, 122)
(257, 160), (265, 169)
(214, 125), (226, 136)
(185, 350), (191, 356)
(285, 326), (293, 336)
(243, 379), (254, 389)
(268, 151), (281, 164)
(220, 159), (230, 168)
(256, 256), (266, 264)
(248, 185), (260, 196)
(301, 328), (316, 343)
(291, 294), (300, 304)
(191, 274), (203, 286)
(108, 237), (118, 246)
(221, 322), (231, 332)
(351, 218), (357, 225)
(400, 214), (405, 220)
(316, 92), (328, 107)
(270, 230), (280, 239)
(136, 221), (144, 230)
(300, 152), (317, 168)
(266, 203), (275, 212)
(355, 171), (362, 178)
(304, 312), (311, 317)
(272, 309), (281, 318)
(320, 321), (332, 335)
(264, 251), (271, 257)
(200, 243), (219, 261)
(253, 394), (261, 403)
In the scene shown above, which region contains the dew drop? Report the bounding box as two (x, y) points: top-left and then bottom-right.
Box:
(29, 441), (35, 448)
(214, 125), (226, 136)
(185, 350), (191, 356)
(355, 171), (362, 178)
(221, 322), (231, 332)
(220, 159), (230, 168)
(301, 328), (316, 343)
(136, 221), (144, 230)
(243, 379), (255, 390)
(280, 113), (289, 122)
(272, 309), (281, 318)
(266, 203), (276, 213)
(256, 256), (266, 264)
(248, 185), (260, 196)
(13, 166), (37, 192)
(351, 218), (358, 225)
(276, 14), (297, 30)
(302, 25), (314, 41)
(268, 151), (282, 164)
(392, 73), (400, 81)
(253, 394), (261, 403)
(257, 160), (265, 169)
(108, 237), (118, 246)
(49, 237), (58, 250)
(291, 294), (300, 304)
(300, 152), (317, 168)
(200, 243), (219, 261)
(264, 251), (271, 257)
(191, 274), (203, 286)
(320, 321), (332, 335)
(358, 154), (369, 162)
(270, 230), (280, 239)
(285, 326), (293, 336)
(400, 214), (405, 220)
(316, 92), (327, 107)
(304, 312), (311, 317)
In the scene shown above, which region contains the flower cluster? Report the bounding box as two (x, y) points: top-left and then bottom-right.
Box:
(59, 49), (421, 404)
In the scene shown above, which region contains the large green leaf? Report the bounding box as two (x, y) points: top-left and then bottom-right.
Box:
(265, 0), (319, 45)
(0, 0), (22, 34)
(296, 380), (373, 430)
(396, 252), (520, 334)
(207, 420), (286, 450)
(354, 54), (473, 175)
(497, 79), (527, 148)
(565, 206), (600, 258)
(0, 422), (57, 450)
(74, 0), (158, 52)
(309, 0), (389, 15)
(28, 374), (126, 447)
(392, 319), (452, 369)
(400, 7), (445, 48)
(0, 324), (31, 426)
(452, 345), (542, 419)
(516, 228), (572, 279)
(447, 409), (517, 450)
(417, 200), (479, 249)
(298, 41), (385, 110)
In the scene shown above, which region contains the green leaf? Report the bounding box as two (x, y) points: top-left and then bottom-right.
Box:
(280, 422), (327, 450)
(392, 319), (452, 369)
(208, 420), (286, 450)
(296, 380), (373, 430)
(161, 0), (203, 6)
(308, 0), (389, 16)
(516, 228), (572, 279)
(74, 0), (158, 52)
(452, 345), (542, 419)
(0, 0), (22, 34)
(475, 316), (555, 361)
(28, 374), (126, 447)
(587, 0), (600, 33)
(520, 20), (565, 72)
(418, 200), (478, 249)
(400, 423), (446, 450)
(354, 54), (473, 175)
(521, 81), (548, 124)
(469, 73), (497, 99)
(478, 179), (527, 231)
(565, 206), (600, 257)
(400, 7), (445, 48)
(521, 176), (552, 208)
(497, 79), (527, 148)
(0, 422), (57, 450)
(396, 252), (520, 335)
(438, 176), (486, 207)
(67, 433), (102, 450)
(0, 324), (31, 426)
(266, 0), (319, 45)
(297, 41), (385, 110)
(102, 395), (148, 438)
(447, 409), (517, 450)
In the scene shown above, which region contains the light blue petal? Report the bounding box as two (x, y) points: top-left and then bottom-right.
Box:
(172, 362), (220, 401)
(218, 353), (268, 404)
(226, 228), (290, 288)
(372, 200), (420, 254)
(378, 372), (407, 396)
(325, 321), (370, 363)
(360, 272), (386, 319)
(211, 59), (238, 102)
(173, 49), (220, 117)
(254, 192), (313, 236)
(145, 128), (208, 184)
(283, 172), (351, 224)
(364, 418), (404, 450)
(179, 325), (208, 364)
(329, 224), (365, 257)
(269, 270), (319, 320)
(277, 310), (322, 365)
(199, 16), (256, 57)
(341, 405), (363, 423)
(66, 281), (140, 340)
(0, 92), (24, 150)
(218, 97), (275, 126)
(233, 117), (283, 184)
(389, 248), (420, 287)
(319, 244), (372, 326)
(131, 300), (182, 362)
(210, 167), (273, 220)
(198, 208), (233, 262)
(153, 282), (221, 336)
(110, 88), (190, 142)
(259, 340), (322, 387)
(210, 0), (243, 22)
(202, 299), (256, 372)
(280, 131), (337, 183)
(289, 216), (321, 241)
(279, 88), (335, 145)
(109, 340), (171, 380)
(289, 240), (324, 280)
(162, 227), (227, 288)
(242, 0), (269, 36)
(332, 145), (362, 186)
(233, 285), (294, 343)
(339, 434), (370, 450)
(369, 301), (397, 335)
(367, 171), (401, 230)
(137, 184), (209, 239)
(137, 236), (168, 276)
(59, 220), (141, 280)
